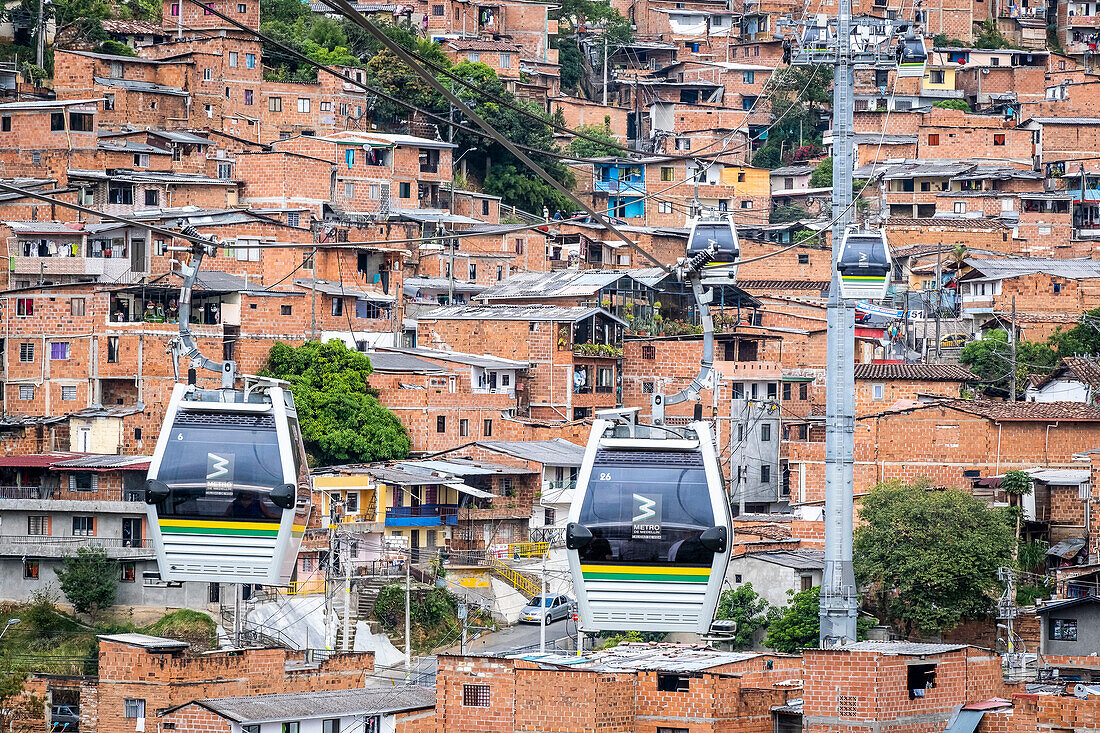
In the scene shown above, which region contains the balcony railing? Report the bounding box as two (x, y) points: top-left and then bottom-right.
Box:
(0, 486), (44, 499)
(385, 504), (459, 526)
(2, 535), (148, 548)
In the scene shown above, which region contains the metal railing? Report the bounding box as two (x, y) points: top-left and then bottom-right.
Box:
(386, 504), (459, 520)
(287, 578), (327, 595)
(506, 541), (549, 558)
(1, 535), (147, 548)
(0, 486), (44, 499)
(486, 554), (540, 597)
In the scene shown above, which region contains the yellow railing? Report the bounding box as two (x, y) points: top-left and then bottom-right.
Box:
(287, 578), (327, 595)
(487, 556), (541, 597)
(507, 541), (549, 558)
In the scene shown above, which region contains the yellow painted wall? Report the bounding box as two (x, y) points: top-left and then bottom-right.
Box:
(721, 165), (771, 196)
(922, 66), (956, 91)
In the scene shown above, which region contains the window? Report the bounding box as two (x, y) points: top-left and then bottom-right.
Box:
(28, 516), (47, 536)
(121, 562), (136, 582)
(107, 336), (119, 363)
(170, 2), (178, 14)
(800, 383), (808, 400)
(740, 200), (753, 209)
(23, 559), (38, 579)
(927, 133), (940, 146)
(108, 183), (134, 205)
(69, 298), (85, 317)
(660, 167), (674, 182)
(51, 112), (65, 131)
(323, 721), (341, 733)
(930, 69), (945, 84)
(320, 101), (331, 111)
(124, 699), (145, 719)
(238, 1), (247, 10)
(483, 418), (493, 436)
(1054, 282), (1062, 294)
(642, 345), (656, 360)
(496, 265), (503, 281)
(437, 415), (446, 433)
(432, 3), (444, 13)
(642, 381), (655, 394)
(298, 98), (310, 113)
(31, 151), (40, 165)
(203, 68), (212, 81)
(229, 52), (238, 67)
(501, 53), (512, 68)
(287, 212), (300, 226)
(1051, 618), (1078, 640)
(481, 199), (490, 215)
(994, 133), (1005, 146)
(675, 137), (690, 151)
(657, 675), (692, 692)
(761, 424), (771, 441)
(73, 516), (94, 537)
(281, 305), (293, 315)
(468, 52), (480, 62)
(51, 342), (70, 360)
(242, 726), (259, 733)
(68, 112), (93, 132)
(658, 201), (673, 214)
(468, 263), (477, 280)
(954, 202), (966, 214)
(246, 53), (256, 68)
(743, 71), (754, 83)
(761, 464), (771, 483)
(767, 382), (777, 399)
(907, 664), (937, 699)
(798, 253), (809, 264)
(244, 89), (253, 105)
(71, 473), (96, 491)
(331, 298), (344, 317)
(872, 383), (884, 400)
(144, 189), (159, 206)
(61, 386), (77, 401)
(399, 182), (411, 198)
(18, 385), (34, 400)
(573, 406), (592, 420)
(459, 419), (469, 437)
(269, 96), (282, 112)
(463, 684), (491, 707)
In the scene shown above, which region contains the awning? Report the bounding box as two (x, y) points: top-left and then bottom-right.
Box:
(1048, 537), (1087, 559)
(943, 710), (984, 733)
(447, 482), (494, 499)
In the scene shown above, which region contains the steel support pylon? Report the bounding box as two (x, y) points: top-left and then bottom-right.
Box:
(819, 0), (859, 646)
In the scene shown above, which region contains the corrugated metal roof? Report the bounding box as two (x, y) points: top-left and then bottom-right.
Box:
(376, 346), (527, 369)
(964, 257), (1100, 281)
(446, 38), (523, 51)
(196, 685), (436, 723)
(50, 454), (150, 471)
(509, 643), (773, 672)
(402, 459), (534, 476)
(943, 709), (985, 733)
(293, 278), (394, 301)
(1029, 116), (1100, 124)
(0, 452), (84, 468)
(476, 439), (586, 466)
(1026, 468), (1090, 484)
(748, 550), (825, 570)
(403, 277), (485, 293)
(93, 77), (190, 96)
(476, 269), (668, 301)
(828, 641), (969, 655)
(98, 633), (190, 651)
(420, 304), (628, 326)
(365, 352), (445, 373)
(5, 221), (84, 234)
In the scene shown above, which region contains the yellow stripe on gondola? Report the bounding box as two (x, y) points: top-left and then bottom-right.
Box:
(581, 564), (710, 575)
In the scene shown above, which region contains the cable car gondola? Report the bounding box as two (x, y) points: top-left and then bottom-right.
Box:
(145, 380), (311, 585)
(686, 214), (740, 287)
(144, 222), (311, 586)
(896, 33), (928, 77)
(836, 227), (891, 301)
(801, 14), (832, 54)
(565, 420), (731, 634)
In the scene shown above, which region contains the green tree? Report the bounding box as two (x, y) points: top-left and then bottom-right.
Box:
(1001, 470), (1033, 564)
(933, 99), (971, 111)
(567, 122), (620, 157)
(809, 156), (832, 188)
(854, 482), (1015, 635)
(55, 546), (117, 621)
(974, 19), (1011, 49)
(714, 583), (772, 650)
(1046, 307), (1100, 357)
(558, 37), (583, 91)
(763, 587), (822, 652)
(752, 66), (832, 168)
(960, 329), (1056, 399)
(262, 340), (410, 465)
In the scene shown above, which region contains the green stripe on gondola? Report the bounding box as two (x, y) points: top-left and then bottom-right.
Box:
(842, 275), (886, 282)
(160, 523), (279, 537)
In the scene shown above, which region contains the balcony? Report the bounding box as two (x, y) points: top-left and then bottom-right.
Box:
(10, 255), (136, 281)
(385, 504), (459, 527)
(0, 535), (154, 559)
(594, 178), (645, 194)
(0, 486), (44, 499)
(1068, 13), (1100, 26)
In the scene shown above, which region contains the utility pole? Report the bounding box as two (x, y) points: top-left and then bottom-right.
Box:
(36, 0), (47, 69)
(1010, 295), (1017, 400)
(310, 240), (318, 341)
(404, 549), (411, 674)
(342, 538), (351, 652)
(603, 34), (609, 106)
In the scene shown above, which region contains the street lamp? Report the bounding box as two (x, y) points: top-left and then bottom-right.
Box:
(0, 618), (20, 640)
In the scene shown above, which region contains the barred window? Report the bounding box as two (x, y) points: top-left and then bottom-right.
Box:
(462, 684), (490, 707)
(642, 345), (656, 359)
(642, 381), (655, 394)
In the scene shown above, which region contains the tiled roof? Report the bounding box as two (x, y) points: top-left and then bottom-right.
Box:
(420, 304), (627, 325)
(885, 218), (1010, 230)
(1040, 356), (1100, 391)
(446, 38), (523, 52)
(101, 19), (167, 35)
(853, 363), (977, 381)
(194, 686), (436, 723)
(946, 399), (1100, 421)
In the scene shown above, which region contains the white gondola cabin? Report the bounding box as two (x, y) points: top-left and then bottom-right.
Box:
(144, 380), (311, 585)
(896, 34), (927, 77)
(565, 420), (731, 634)
(686, 214), (740, 287)
(836, 227), (891, 301)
